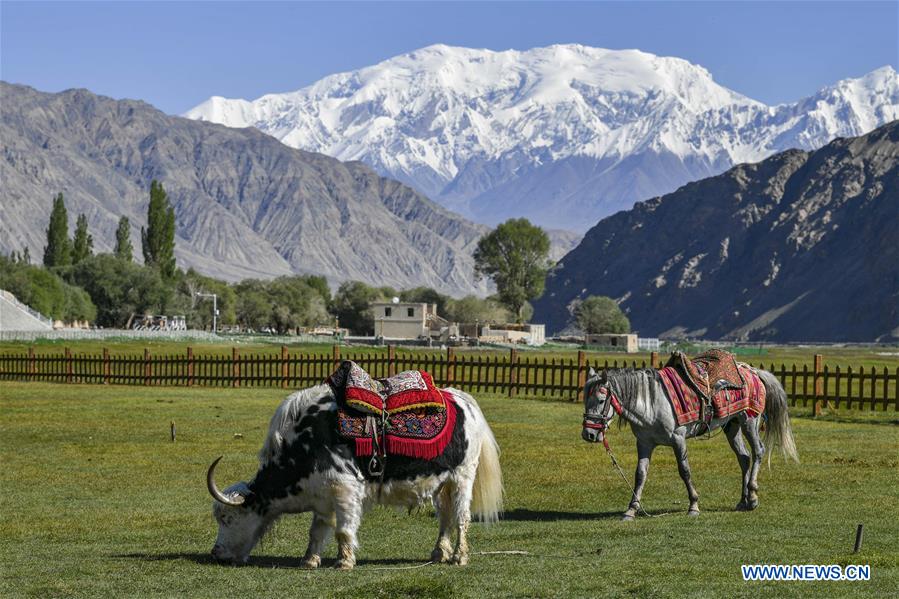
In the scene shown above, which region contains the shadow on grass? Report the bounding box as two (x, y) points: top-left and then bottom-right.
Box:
(116, 552), (427, 569)
(500, 507), (737, 521)
(500, 508), (622, 521)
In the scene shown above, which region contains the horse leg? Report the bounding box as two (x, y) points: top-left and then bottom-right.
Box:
(622, 440), (654, 521)
(333, 483), (364, 570)
(672, 436), (700, 515)
(430, 482), (455, 563)
(301, 511), (335, 569)
(449, 470), (476, 565)
(740, 418), (766, 510)
(724, 419), (752, 510)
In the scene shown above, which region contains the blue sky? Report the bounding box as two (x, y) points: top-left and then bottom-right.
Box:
(2, 1), (897, 115)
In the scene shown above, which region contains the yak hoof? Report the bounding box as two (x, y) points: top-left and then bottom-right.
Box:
(334, 559), (355, 571)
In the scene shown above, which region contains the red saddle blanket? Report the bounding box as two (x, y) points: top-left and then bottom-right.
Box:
(329, 361), (456, 460)
(336, 393), (457, 460)
(659, 363), (766, 426)
(327, 361), (446, 414)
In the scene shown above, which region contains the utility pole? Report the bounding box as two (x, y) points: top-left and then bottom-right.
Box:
(196, 292), (218, 334)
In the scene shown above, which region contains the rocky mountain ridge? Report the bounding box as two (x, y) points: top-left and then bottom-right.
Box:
(532, 121), (899, 342)
(1, 82), (496, 295)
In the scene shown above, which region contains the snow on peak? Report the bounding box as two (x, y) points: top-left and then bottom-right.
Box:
(184, 45), (899, 229)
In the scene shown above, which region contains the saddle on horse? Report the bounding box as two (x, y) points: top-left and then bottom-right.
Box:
(659, 349), (765, 426)
(328, 361), (457, 473)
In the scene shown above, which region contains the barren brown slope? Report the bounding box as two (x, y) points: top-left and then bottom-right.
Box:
(0, 82), (489, 294)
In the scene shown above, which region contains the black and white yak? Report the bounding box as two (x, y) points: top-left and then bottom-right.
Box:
(206, 383), (503, 569)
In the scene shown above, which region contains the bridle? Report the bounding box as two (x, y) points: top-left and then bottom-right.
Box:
(582, 381), (623, 449)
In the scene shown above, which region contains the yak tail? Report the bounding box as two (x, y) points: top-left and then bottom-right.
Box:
(758, 369), (799, 466)
(471, 416), (504, 523)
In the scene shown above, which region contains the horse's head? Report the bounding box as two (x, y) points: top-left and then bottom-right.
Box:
(582, 367), (620, 444)
(207, 456), (266, 565)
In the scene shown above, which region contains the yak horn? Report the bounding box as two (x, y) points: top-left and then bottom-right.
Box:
(207, 456), (245, 506)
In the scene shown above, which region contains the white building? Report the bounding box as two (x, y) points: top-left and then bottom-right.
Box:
(371, 301), (457, 341)
(480, 323), (546, 346)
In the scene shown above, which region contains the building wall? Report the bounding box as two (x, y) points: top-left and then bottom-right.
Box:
(585, 333), (638, 352)
(372, 302), (431, 339)
(378, 320), (428, 339)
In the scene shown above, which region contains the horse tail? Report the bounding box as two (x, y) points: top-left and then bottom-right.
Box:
(758, 369), (799, 465)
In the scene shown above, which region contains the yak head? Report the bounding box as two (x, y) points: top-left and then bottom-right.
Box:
(207, 456), (268, 565)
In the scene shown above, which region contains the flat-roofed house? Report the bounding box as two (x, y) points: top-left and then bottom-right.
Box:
(585, 333), (638, 352)
(371, 301), (458, 341)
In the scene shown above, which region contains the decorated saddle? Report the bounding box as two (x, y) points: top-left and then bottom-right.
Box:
(328, 361), (457, 463)
(659, 350), (765, 426)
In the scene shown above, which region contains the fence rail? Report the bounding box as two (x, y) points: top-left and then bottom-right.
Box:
(1, 346), (896, 411)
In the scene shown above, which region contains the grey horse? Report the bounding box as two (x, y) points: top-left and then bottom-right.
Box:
(581, 366), (798, 520)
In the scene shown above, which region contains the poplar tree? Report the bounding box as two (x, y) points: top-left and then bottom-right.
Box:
(115, 216), (133, 261)
(141, 180), (176, 279)
(72, 214), (94, 264)
(43, 193), (72, 267)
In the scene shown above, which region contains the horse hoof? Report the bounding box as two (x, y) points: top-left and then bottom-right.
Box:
(621, 514), (635, 522)
(430, 549), (450, 563)
(687, 510), (700, 517)
(300, 555), (321, 569)
(450, 554), (469, 566)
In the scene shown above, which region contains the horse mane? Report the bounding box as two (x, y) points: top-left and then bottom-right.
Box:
(604, 368), (664, 423)
(258, 383), (333, 466)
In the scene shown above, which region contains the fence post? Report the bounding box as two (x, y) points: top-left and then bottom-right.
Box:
(333, 345), (341, 369)
(813, 354), (824, 416)
(187, 347), (194, 387)
(64, 347), (73, 384)
(650, 351), (659, 369)
(143, 348), (150, 386)
(446, 347), (455, 385)
(232, 347), (240, 388)
(103, 348), (110, 385)
(387, 345), (396, 377)
(508, 348), (518, 398)
(281, 346), (288, 389)
(28, 346), (36, 382)
(576, 350), (587, 402)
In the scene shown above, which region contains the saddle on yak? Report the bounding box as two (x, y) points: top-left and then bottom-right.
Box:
(658, 349), (765, 427)
(327, 361), (457, 474)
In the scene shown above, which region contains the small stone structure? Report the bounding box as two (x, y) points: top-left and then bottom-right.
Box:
(585, 333), (638, 352)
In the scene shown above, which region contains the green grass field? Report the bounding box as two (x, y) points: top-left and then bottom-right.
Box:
(1, 382), (897, 597)
(2, 337), (897, 370)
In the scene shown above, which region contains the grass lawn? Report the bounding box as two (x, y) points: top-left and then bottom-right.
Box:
(1, 382), (897, 598)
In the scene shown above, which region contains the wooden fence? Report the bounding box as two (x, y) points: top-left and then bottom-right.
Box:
(0, 346), (896, 411)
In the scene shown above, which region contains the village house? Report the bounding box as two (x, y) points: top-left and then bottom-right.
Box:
(585, 333), (639, 352)
(370, 300), (458, 341)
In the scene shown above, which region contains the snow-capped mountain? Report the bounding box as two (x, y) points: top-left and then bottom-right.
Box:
(186, 44), (899, 231)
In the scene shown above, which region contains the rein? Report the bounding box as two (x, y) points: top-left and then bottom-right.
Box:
(582, 379), (672, 519)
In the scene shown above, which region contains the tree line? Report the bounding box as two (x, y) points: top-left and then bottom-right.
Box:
(2, 183), (629, 335)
